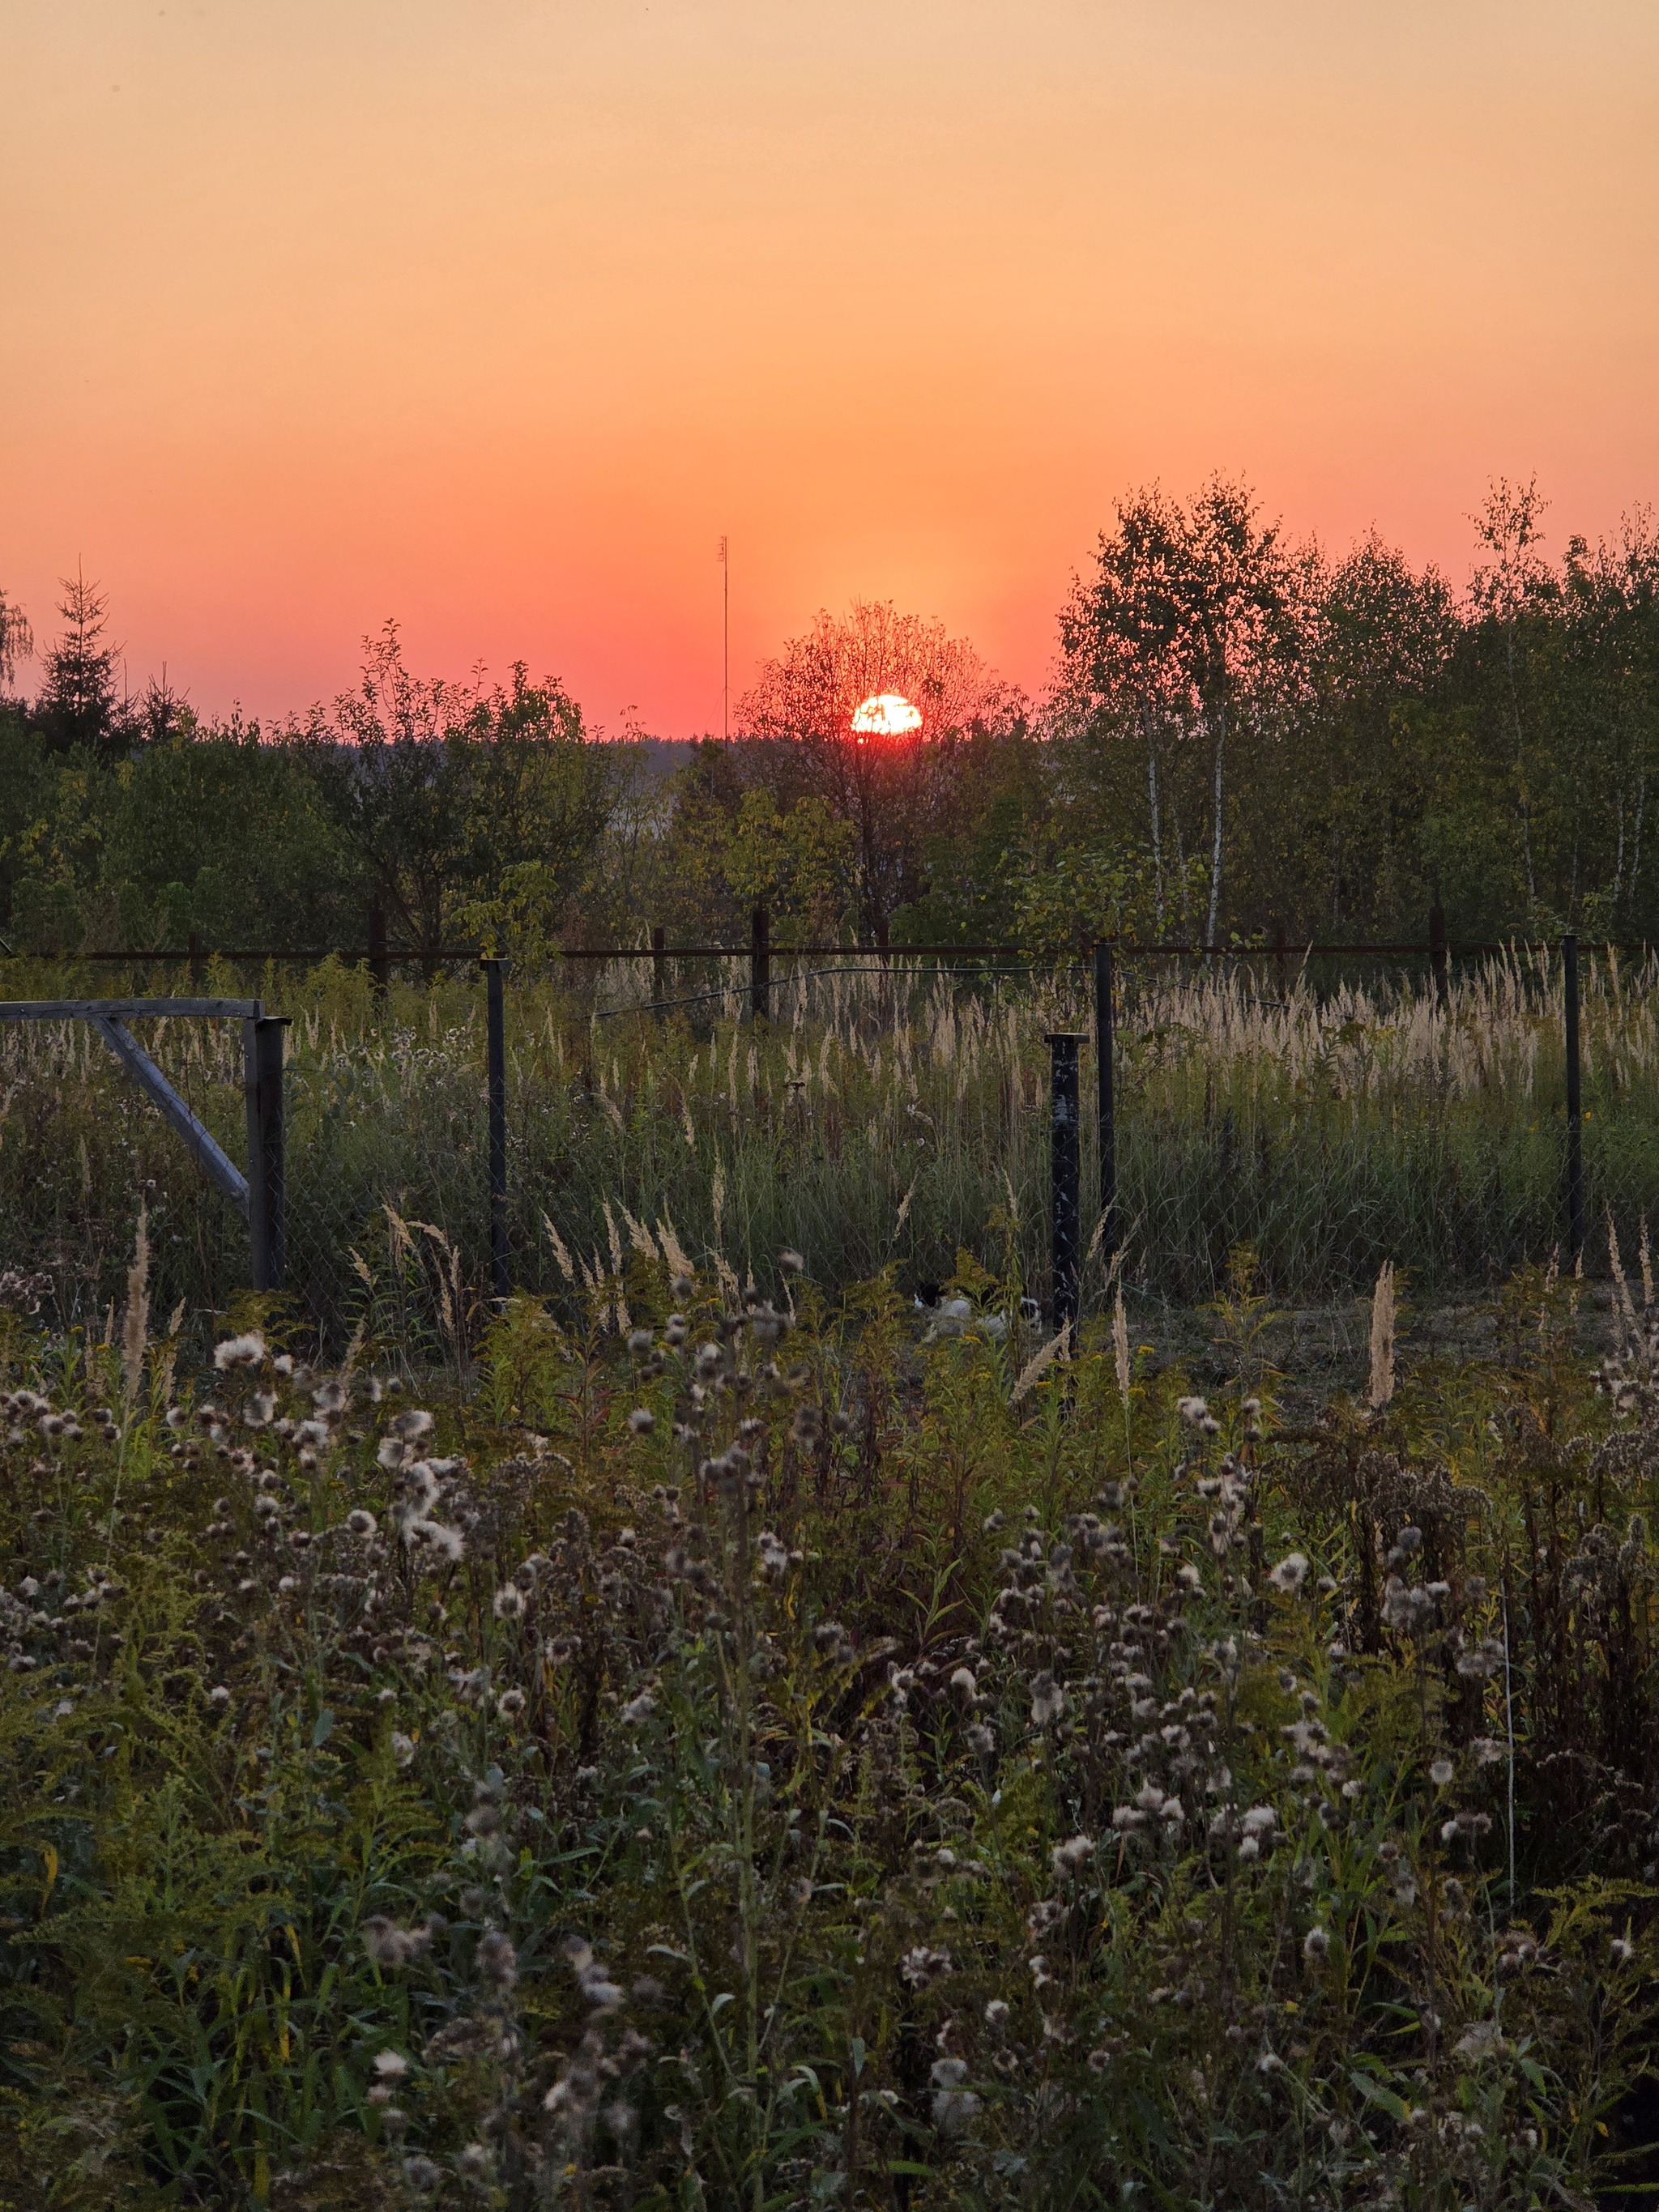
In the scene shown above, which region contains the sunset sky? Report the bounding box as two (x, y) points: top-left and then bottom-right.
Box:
(4, 2), (1656, 735)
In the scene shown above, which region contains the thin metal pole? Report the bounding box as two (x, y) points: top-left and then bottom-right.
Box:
(188, 930), (203, 995)
(749, 905), (770, 1021)
(245, 1013), (288, 1293)
(1094, 942), (1116, 1261)
(484, 957), (509, 1302)
(1430, 895), (1448, 1008)
(1049, 1033), (1084, 1336)
(720, 535), (729, 742)
(1563, 934), (1584, 1264)
(651, 924), (667, 1008)
(369, 895), (389, 1000)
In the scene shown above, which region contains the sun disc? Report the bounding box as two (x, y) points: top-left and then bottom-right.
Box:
(851, 691), (923, 738)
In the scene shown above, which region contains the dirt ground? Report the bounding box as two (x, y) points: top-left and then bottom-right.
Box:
(1127, 1277), (1625, 1421)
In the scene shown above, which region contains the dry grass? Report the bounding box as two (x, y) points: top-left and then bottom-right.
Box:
(2, 945), (1657, 1349)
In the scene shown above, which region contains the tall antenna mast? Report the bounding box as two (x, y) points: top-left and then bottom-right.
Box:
(719, 535), (729, 739)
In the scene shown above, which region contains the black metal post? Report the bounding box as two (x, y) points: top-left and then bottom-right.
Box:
(749, 905), (770, 1021)
(484, 957), (509, 1302)
(1049, 1033), (1084, 1336)
(188, 930), (204, 994)
(1564, 934), (1584, 1264)
(651, 924), (667, 1007)
(369, 895), (389, 1000)
(1430, 895), (1448, 1008)
(245, 1013), (288, 1293)
(1094, 941), (1117, 1261)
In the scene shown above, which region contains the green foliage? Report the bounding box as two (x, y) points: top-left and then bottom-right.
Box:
(3, 1259), (1659, 2206)
(720, 790), (857, 943)
(8, 487), (1659, 961)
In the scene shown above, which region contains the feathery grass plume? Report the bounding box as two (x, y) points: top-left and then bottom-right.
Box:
(383, 1203), (413, 1274)
(1013, 1319), (1070, 1404)
(1367, 1259), (1397, 1409)
(621, 1204), (659, 1264)
(542, 1213), (575, 1285)
(1643, 1215), (1655, 1310)
(602, 1197), (625, 1285)
(894, 1175), (917, 1231)
(122, 1200), (150, 1409)
(655, 1215), (694, 1284)
(1608, 1210), (1640, 1349)
(157, 1298), (186, 1405)
(1112, 1282), (1131, 1405)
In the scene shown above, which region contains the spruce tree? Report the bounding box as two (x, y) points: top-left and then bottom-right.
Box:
(37, 569), (130, 753)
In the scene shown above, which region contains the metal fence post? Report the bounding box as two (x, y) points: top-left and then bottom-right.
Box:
(651, 925), (667, 1008)
(245, 1013), (288, 1293)
(1094, 942), (1117, 1262)
(188, 931), (204, 994)
(749, 905), (770, 1021)
(1430, 896), (1448, 1008)
(484, 957), (509, 1302)
(1049, 1032), (1085, 1336)
(369, 896), (390, 1000)
(1563, 933), (1584, 1264)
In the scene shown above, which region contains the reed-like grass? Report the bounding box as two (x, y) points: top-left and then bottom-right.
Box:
(4, 947), (1657, 1343)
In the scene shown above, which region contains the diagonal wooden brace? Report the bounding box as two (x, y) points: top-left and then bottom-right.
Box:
(89, 1015), (250, 1218)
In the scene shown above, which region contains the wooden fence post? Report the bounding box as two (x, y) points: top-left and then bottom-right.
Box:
(749, 906), (770, 1021)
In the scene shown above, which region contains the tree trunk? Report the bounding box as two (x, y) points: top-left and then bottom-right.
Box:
(1144, 707), (1165, 936)
(1505, 624), (1537, 910)
(1632, 761), (1647, 915)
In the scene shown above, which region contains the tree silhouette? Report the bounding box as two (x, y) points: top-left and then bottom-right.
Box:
(37, 569), (130, 754)
(0, 588), (32, 693)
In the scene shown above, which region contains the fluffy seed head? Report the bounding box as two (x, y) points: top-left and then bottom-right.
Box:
(213, 1332), (267, 1370)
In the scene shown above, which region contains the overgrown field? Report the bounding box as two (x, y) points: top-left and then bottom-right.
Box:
(6, 947), (1659, 1347)
(2, 1246), (1659, 2209)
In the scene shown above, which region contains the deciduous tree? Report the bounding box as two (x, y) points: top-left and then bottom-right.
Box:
(738, 601), (1017, 943)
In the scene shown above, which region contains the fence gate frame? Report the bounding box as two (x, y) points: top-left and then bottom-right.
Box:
(0, 995), (287, 1290)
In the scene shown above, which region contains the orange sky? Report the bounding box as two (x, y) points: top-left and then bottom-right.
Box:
(3, 2), (1657, 735)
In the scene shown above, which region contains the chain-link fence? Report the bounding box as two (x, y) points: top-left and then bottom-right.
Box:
(4, 936), (1657, 1353)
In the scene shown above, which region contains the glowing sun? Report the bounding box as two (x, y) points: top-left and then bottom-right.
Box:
(850, 691), (923, 740)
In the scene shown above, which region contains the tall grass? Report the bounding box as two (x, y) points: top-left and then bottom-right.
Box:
(4, 946), (1658, 1345)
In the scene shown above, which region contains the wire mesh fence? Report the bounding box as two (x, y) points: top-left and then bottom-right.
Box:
(5, 936), (1658, 1355)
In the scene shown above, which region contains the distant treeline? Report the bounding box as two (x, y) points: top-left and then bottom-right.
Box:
(3, 473), (1657, 961)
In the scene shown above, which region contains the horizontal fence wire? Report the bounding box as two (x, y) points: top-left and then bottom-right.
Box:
(36, 936), (1659, 961)
(2, 936), (1655, 1362)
